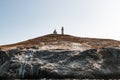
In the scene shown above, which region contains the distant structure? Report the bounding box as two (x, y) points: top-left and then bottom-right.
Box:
(53, 29), (57, 34)
(61, 27), (64, 35)
(53, 27), (64, 34)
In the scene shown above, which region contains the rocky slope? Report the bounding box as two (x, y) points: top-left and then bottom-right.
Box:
(0, 34), (120, 79)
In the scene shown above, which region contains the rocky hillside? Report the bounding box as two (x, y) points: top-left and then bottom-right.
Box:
(0, 34), (120, 50)
(0, 34), (120, 79)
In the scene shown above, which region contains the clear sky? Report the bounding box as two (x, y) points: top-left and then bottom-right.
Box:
(0, 0), (120, 45)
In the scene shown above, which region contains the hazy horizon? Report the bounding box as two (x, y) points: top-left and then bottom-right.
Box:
(1, 0), (120, 45)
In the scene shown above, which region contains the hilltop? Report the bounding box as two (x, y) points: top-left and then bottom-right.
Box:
(0, 34), (120, 50)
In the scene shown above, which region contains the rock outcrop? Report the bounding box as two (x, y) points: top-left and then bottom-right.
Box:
(0, 47), (120, 79)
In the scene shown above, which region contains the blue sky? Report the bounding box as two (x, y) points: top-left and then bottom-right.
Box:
(0, 0), (120, 45)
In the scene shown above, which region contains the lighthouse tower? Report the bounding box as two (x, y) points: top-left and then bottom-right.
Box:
(61, 27), (64, 35)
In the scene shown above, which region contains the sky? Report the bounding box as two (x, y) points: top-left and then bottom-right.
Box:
(0, 0), (120, 45)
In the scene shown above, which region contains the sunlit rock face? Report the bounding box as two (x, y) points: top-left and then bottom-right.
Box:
(0, 47), (120, 79)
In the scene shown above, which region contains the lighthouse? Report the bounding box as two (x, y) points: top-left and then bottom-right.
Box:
(61, 27), (64, 35)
